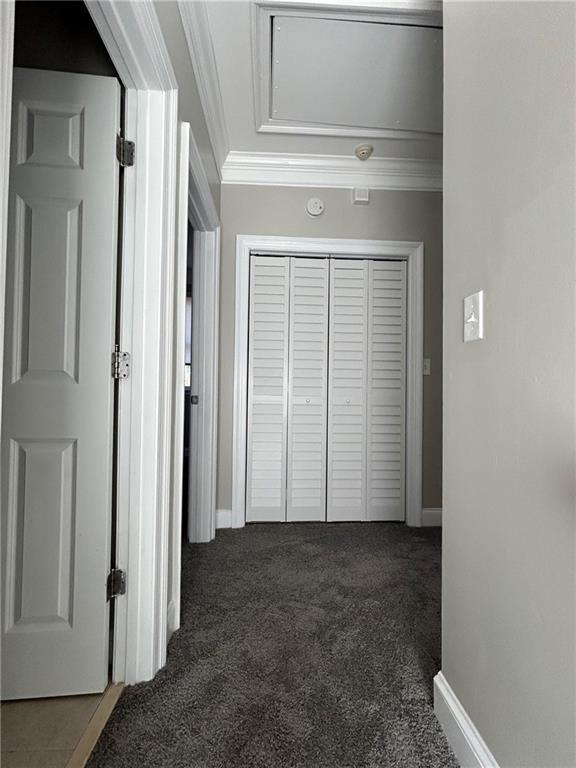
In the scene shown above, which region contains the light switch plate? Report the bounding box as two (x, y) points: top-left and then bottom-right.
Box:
(423, 358), (431, 375)
(464, 290), (484, 342)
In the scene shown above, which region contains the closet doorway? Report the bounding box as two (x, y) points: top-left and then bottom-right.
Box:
(232, 237), (425, 529)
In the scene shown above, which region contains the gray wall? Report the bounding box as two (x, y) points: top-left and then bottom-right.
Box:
(217, 184), (443, 512)
(442, 3), (576, 766)
(155, 1), (221, 215)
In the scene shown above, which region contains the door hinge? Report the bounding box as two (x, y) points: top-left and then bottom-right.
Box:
(107, 568), (126, 601)
(112, 348), (130, 379)
(116, 135), (135, 167)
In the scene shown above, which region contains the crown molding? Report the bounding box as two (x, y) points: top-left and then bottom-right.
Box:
(221, 151), (442, 191)
(178, 0), (229, 175)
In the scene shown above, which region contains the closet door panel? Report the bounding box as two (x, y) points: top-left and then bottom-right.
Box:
(367, 260), (407, 521)
(327, 259), (368, 522)
(246, 256), (290, 522)
(287, 258), (329, 521)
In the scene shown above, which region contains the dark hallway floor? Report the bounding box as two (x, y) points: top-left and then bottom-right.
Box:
(88, 523), (458, 768)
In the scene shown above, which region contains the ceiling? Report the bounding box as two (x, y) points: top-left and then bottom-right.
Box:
(204, 0), (443, 163)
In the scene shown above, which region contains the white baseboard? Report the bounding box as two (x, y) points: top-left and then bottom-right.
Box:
(216, 508), (232, 529)
(434, 672), (499, 768)
(220, 508), (439, 528)
(166, 598), (179, 639)
(422, 507), (442, 526)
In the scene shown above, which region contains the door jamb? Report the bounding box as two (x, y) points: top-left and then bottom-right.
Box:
(0, 1), (15, 443)
(231, 235), (424, 529)
(186, 130), (221, 545)
(84, 1), (179, 684)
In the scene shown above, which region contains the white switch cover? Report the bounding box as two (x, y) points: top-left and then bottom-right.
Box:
(464, 290), (484, 342)
(423, 358), (431, 375)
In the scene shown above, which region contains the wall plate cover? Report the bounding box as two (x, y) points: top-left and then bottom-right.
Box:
(306, 197), (325, 217)
(463, 290), (484, 342)
(352, 187), (370, 205)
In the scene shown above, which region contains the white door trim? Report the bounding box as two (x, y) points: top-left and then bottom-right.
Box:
(86, 0), (178, 685)
(186, 121), (222, 547)
(188, 229), (221, 543)
(0, 1), (14, 443)
(232, 235), (424, 529)
(167, 121), (191, 639)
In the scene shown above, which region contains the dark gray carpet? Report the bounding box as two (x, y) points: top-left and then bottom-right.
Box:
(88, 523), (458, 768)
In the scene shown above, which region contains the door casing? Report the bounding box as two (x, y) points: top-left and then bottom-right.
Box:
(231, 236), (424, 529)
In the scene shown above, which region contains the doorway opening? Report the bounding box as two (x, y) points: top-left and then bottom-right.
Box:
(231, 236), (424, 532)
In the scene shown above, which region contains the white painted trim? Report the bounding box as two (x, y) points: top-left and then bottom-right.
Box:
(111, 87), (178, 685)
(188, 230), (221, 544)
(188, 130), (220, 232)
(232, 236), (424, 528)
(85, 0), (177, 90)
(167, 121), (191, 640)
(434, 672), (500, 768)
(216, 509), (232, 529)
(155, 89), (179, 669)
(0, 1), (14, 444)
(251, 1), (442, 141)
(405, 244), (424, 527)
(177, 0), (229, 174)
(222, 151), (442, 192)
(87, 0), (179, 685)
(422, 507), (442, 526)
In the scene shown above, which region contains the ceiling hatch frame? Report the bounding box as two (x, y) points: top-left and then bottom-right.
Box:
(251, 0), (443, 141)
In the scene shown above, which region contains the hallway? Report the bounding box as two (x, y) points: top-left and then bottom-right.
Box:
(88, 524), (457, 767)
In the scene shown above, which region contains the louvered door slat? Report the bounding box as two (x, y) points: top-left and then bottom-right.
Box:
(287, 258), (329, 521)
(327, 260), (368, 521)
(246, 256), (290, 522)
(367, 260), (407, 521)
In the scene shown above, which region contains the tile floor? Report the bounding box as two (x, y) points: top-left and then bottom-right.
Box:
(1, 692), (104, 768)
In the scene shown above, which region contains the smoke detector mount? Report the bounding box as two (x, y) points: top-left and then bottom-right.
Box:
(355, 144), (374, 161)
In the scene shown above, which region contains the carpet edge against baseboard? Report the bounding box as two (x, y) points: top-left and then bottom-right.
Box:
(422, 508), (442, 527)
(216, 509), (443, 529)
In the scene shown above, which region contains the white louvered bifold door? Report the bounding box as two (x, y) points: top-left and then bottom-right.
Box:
(246, 256), (290, 522)
(367, 261), (407, 521)
(286, 258), (329, 521)
(327, 260), (369, 521)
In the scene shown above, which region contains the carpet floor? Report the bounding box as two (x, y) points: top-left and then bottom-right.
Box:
(88, 523), (458, 768)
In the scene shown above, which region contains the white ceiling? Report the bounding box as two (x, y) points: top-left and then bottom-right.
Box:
(205, 1), (443, 162)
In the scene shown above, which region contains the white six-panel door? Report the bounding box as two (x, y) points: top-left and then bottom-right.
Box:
(245, 255), (407, 524)
(1, 69), (120, 699)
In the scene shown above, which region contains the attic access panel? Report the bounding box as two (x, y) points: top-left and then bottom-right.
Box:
(271, 16), (443, 134)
